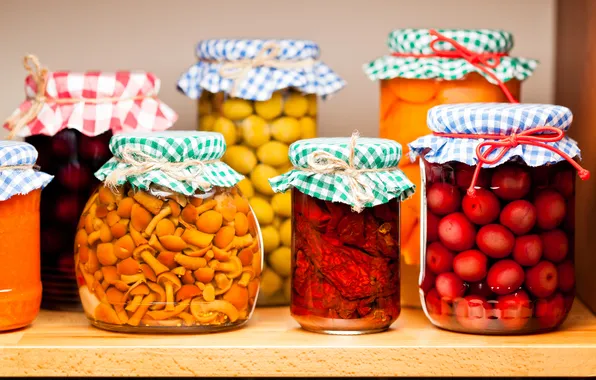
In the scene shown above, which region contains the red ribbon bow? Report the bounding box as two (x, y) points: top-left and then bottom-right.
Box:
(392, 29), (518, 103)
(434, 126), (590, 196)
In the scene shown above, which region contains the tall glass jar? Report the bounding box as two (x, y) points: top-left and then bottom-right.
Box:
(364, 29), (538, 307)
(178, 39), (346, 306)
(75, 131), (263, 333)
(4, 56), (177, 310)
(0, 141), (52, 331)
(409, 103), (588, 334)
(269, 134), (415, 334)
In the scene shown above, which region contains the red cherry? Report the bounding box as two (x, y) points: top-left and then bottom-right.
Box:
(79, 135), (111, 160)
(540, 229), (569, 263)
(462, 189), (500, 225)
(467, 280), (493, 298)
(425, 288), (452, 324)
(427, 212), (440, 243)
(487, 260), (525, 295)
(531, 165), (553, 188)
(525, 261), (558, 298)
(564, 294), (575, 312)
(426, 163), (450, 184)
(420, 272), (436, 293)
(454, 163), (491, 189)
(499, 200), (537, 235)
(512, 235), (543, 266)
(476, 224), (515, 258)
(452, 249), (488, 282)
(455, 295), (491, 331)
(496, 290), (531, 331)
(435, 272), (466, 300)
(427, 183), (461, 215)
(553, 170), (574, 198)
(438, 212), (476, 251)
(557, 260), (575, 292)
(58, 162), (91, 191)
(51, 130), (77, 158)
(491, 165), (531, 200)
(535, 292), (566, 329)
(564, 197), (575, 231)
(426, 242), (454, 274)
(55, 196), (81, 222)
(534, 189), (566, 230)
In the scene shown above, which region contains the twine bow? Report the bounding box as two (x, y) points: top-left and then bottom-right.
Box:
(0, 164), (39, 171)
(214, 41), (316, 97)
(434, 126), (590, 196)
(104, 148), (215, 191)
(392, 29), (518, 103)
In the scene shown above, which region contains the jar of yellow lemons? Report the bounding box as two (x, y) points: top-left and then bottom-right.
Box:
(178, 39), (345, 305)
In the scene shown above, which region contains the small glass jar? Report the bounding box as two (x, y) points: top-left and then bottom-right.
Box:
(179, 39), (346, 306)
(0, 141), (52, 331)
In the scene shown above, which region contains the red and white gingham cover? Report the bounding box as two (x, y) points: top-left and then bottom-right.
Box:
(4, 71), (178, 137)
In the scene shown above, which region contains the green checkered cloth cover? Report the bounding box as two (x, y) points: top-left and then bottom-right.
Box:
(364, 29), (538, 84)
(95, 131), (243, 195)
(269, 137), (415, 208)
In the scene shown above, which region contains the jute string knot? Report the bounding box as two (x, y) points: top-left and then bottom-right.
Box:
(215, 41), (316, 97)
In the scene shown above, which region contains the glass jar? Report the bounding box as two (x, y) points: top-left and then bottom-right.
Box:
(365, 29), (538, 308)
(0, 141), (52, 331)
(4, 57), (177, 311)
(179, 39), (346, 305)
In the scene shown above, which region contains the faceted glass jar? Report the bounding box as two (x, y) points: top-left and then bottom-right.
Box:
(419, 159), (575, 334)
(198, 90), (317, 306)
(290, 189), (401, 334)
(26, 130), (113, 310)
(74, 184), (263, 333)
(380, 73), (522, 308)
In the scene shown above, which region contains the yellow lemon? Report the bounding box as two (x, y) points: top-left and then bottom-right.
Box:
(241, 115), (271, 148)
(260, 268), (283, 297)
(270, 117), (301, 143)
(307, 94), (317, 116)
(249, 196), (274, 225)
(260, 225), (280, 253)
(271, 191), (291, 217)
(222, 98), (253, 120)
(283, 277), (291, 300)
(299, 116), (317, 139)
(237, 178), (254, 198)
(276, 163), (294, 175)
(199, 114), (216, 131)
(271, 216), (282, 229)
(198, 96), (211, 115)
(256, 141), (290, 167)
(223, 145), (257, 175)
(212, 117), (237, 146)
(250, 164), (277, 195)
(280, 218), (292, 247)
(268, 246), (291, 277)
(255, 92), (283, 120)
(283, 92), (308, 118)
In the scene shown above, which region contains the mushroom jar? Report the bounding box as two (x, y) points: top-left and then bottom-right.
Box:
(178, 39), (345, 306)
(75, 132), (262, 333)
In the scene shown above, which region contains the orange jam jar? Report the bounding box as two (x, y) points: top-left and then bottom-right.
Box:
(364, 29), (538, 307)
(0, 141), (52, 331)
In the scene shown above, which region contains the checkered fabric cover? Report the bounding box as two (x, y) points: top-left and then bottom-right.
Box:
(269, 137), (415, 208)
(95, 131), (243, 195)
(177, 39), (346, 101)
(4, 71), (178, 138)
(0, 141), (53, 201)
(364, 29), (538, 84)
(408, 103), (581, 167)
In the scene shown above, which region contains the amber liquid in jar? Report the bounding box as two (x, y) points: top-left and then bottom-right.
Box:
(420, 160), (575, 334)
(290, 189), (401, 334)
(380, 74), (522, 307)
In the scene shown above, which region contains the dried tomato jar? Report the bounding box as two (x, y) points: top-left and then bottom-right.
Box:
(75, 131), (263, 333)
(409, 103), (589, 334)
(0, 141), (52, 331)
(178, 39), (345, 306)
(4, 55), (177, 310)
(269, 133), (415, 334)
(364, 29), (538, 307)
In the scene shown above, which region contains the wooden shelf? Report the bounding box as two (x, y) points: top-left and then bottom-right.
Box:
(1, 301), (595, 377)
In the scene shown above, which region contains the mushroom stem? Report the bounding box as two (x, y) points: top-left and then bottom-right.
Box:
(174, 253), (207, 270)
(126, 295), (144, 312)
(145, 206), (172, 235)
(165, 282), (174, 311)
(127, 293), (155, 326)
(140, 250), (169, 275)
(146, 299), (190, 320)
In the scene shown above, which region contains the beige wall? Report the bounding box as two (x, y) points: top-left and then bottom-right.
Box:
(0, 0), (555, 140)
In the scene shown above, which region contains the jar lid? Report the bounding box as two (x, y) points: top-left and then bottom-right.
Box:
(4, 55), (177, 138)
(269, 132), (415, 212)
(177, 39), (346, 101)
(364, 28), (538, 84)
(408, 103), (582, 168)
(0, 141), (53, 201)
(95, 131), (243, 195)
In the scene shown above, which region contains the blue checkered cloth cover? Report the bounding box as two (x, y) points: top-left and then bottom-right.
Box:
(0, 141), (53, 201)
(177, 39), (346, 101)
(408, 103), (581, 167)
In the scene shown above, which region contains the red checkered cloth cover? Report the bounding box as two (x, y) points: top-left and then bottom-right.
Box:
(4, 71), (177, 137)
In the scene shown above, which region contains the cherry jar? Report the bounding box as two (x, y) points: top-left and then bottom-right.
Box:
(409, 103), (588, 334)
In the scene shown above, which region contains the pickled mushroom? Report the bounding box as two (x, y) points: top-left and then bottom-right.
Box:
(158, 272), (182, 311)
